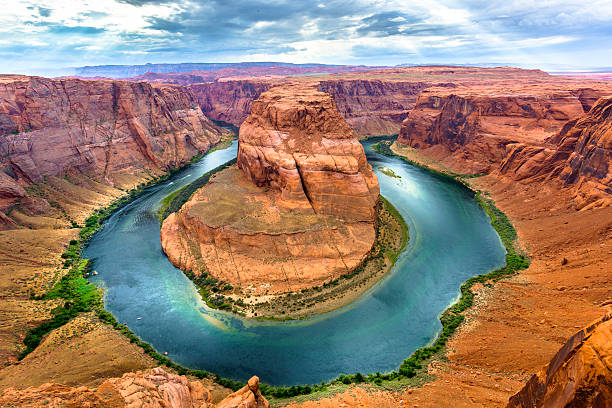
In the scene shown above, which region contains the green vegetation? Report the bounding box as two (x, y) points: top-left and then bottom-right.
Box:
(18, 136), (528, 402)
(380, 167), (400, 179)
(20, 259), (99, 359)
(158, 158), (237, 221)
(17, 145), (231, 360)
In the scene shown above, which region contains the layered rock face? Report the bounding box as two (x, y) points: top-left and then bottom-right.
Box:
(237, 86), (379, 221)
(190, 78), (441, 138)
(396, 87), (606, 173)
(317, 79), (436, 138)
(499, 96), (612, 208)
(0, 75), (223, 218)
(190, 81), (272, 125)
(161, 87), (379, 294)
(0, 367), (269, 408)
(507, 313), (612, 408)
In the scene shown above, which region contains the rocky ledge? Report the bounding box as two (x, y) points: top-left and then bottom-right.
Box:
(0, 75), (226, 226)
(499, 95), (612, 209)
(507, 313), (612, 408)
(161, 86), (379, 295)
(0, 367), (270, 408)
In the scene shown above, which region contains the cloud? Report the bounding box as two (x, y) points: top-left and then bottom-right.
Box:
(0, 0), (611, 75)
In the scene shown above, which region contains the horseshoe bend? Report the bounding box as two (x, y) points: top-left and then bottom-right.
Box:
(1, 10), (612, 406)
(160, 86), (404, 317)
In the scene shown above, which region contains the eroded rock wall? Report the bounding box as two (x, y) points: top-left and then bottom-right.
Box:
(237, 86), (379, 222)
(161, 86), (379, 294)
(507, 313), (612, 408)
(499, 96), (612, 208)
(396, 88), (600, 173)
(0, 75), (224, 216)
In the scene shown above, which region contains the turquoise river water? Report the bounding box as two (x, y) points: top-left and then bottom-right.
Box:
(84, 139), (506, 386)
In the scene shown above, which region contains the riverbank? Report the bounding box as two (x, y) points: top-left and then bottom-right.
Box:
(159, 164), (408, 320)
(0, 136), (239, 398)
(235, 196), (408, 320)
(291, 139), (611, 407)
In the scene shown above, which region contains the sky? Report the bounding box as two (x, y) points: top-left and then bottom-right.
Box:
(2, 0), (612, 76)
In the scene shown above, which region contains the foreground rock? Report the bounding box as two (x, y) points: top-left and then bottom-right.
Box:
(0, 75), (224, 225)
(161, 86), (379, 294)
(507, 313), (612, 408)
(500, 96), (612, 209)
(0, 367), (269, 408)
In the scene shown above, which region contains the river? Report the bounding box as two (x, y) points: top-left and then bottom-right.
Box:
(84, 139), (506, 386)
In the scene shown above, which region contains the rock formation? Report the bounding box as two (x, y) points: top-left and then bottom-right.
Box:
(499, 96), (612, 209)
(237, 86), (379, 221)
(507, 313), (612, 408)
(0, 75), (224, 223)
(395, 86), (608, 173)
(0, 367), (269, 408)
(161, 86), (379, 294)
(190, 81), (272, 126)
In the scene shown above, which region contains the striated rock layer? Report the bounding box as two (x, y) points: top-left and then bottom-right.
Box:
(396, 86), (611, 174)
(0, 75), (224, 218)
(507, 313), (612, 408)
(0, 367), (269, 408)
(499, 96), (612, 209)
(237, 86), (379, 221)
(190, 78), (447, 138)
(161, 86), (379, 294)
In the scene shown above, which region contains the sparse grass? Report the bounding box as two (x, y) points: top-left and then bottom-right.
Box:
(380, 167), (400, 179)
(158, 158), (237, 221)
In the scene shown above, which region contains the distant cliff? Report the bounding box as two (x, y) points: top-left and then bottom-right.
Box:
(396, 85), (611, 174)
(0, 75), (224, 220)
(76, 62), (383, 79)
(499, 95), (612, 209)
(190, 78), (444, 138)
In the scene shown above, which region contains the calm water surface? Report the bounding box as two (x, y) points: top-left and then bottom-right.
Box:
(84, 140), (506, 385)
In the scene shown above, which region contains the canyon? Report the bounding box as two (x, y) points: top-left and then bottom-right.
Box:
(0, 66), (611, 407)
(0, 75), (227, 228)
(160, 86), (380, 296)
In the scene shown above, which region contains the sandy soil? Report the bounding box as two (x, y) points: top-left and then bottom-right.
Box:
(0, 172), (159, 389)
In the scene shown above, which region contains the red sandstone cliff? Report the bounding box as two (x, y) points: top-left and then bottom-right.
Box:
(161, 86), (379, 294)
(190, 81), (272, 125)
(316, 79), (439, 138)
(395, 86), (608, 173)
(0, 75), (224, 219)
(190, 78), (446, 138)
(499, 95), (612, 209)
(507, 313), (612, 408)
(0, 367), (269, 408)
(237, 86), (379, 221)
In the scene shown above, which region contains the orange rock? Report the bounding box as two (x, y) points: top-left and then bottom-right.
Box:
(0, 367), (269, 408)
(507, 313), (612, 408)
(499, 96), (612, 209)
(396, 87), (595, 173)
(161, 86), (379, 294)
(237, 86), (379, 221)
(217, 376), (270, 408)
